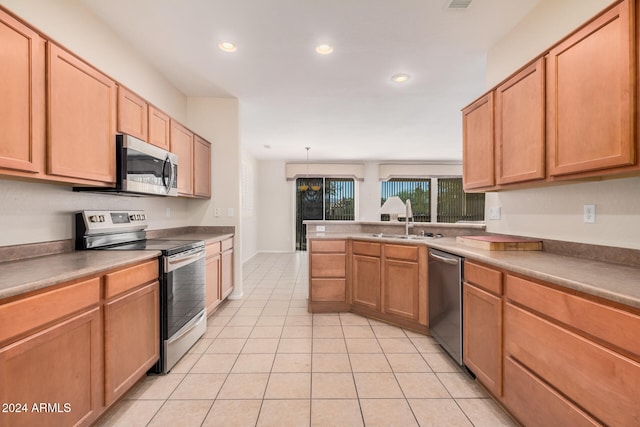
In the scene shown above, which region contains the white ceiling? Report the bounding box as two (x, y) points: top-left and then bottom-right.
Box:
(81, 0), (540, 161)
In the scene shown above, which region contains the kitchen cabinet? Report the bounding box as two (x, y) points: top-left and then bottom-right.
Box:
(47, 42), (116, 185)
(117, 85), (148, 142)
(308, 239), (349, 312)
(0, 277), (102, 427)
(148, 105), (171, 150)
(103, 260), (159, 405)
(170, 120), (194, 196)
(193, 134), (212, 198)
(547, 0), (634, 179)
(503, 273), (640, 426)
(462, 261), (503, 397)
(0, 258), (160, 427)
(205, 241), (222, 315)
(495, 57), (545, 185)
(382, 244), (425, 324)
(0, 9), (45, 177)
(349, 241), (428, 331)
(462, 93), (495, 191)
(351, 241), (381, 311)
(220, 237), (234, 299)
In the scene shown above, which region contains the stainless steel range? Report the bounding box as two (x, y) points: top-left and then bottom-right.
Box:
(75, 210), (206, 374)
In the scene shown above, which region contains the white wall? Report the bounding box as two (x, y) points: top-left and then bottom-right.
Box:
(240, 150), (259, 262)
(257, 160), (295, 253)
(485, 0), (640, 250)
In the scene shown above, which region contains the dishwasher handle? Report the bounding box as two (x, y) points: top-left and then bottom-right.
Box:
(429, 250), (461, 265)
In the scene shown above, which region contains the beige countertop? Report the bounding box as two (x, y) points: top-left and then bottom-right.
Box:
(0, 231), (234, 301)
(308, 232), (640, 310)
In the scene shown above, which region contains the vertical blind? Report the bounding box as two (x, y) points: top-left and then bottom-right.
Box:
(437, 178), (485, 222)
(380, 178), (431, 222)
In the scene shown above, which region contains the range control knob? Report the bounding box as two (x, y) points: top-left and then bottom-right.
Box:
(141, 214), (146, 220)
(129, 214), (136, 221)
(89, 215), (99, 223)
(99, 215), (105, 222)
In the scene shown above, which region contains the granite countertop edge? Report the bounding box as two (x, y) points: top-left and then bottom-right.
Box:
(308, 232), (640, 310)
(0, 231), (234, 301)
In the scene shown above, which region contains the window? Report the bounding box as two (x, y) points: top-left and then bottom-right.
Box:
(296, 177), (355, 250)
(381, 178), (430, 222)
(380, 177), (484, 223)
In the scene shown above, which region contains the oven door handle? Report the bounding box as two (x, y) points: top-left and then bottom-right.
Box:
(165, 248), (205, 272)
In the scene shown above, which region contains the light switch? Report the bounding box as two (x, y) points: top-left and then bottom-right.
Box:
(489, 206), (501, 220)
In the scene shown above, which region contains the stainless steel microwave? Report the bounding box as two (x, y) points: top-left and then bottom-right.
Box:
(74, 134), (178, 196)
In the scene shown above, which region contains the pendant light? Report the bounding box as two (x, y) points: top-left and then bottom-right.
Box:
(298, 147), (310, 192)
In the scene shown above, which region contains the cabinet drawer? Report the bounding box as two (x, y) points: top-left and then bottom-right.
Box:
(352, 241), (381, 257)
(221, 237), (233, 252)
(465, 261), (502, 295)
(384, 244), (418, 261)
(206, 241), (221, 258)
(104, 259), (159, 299)
(0, 277), (101, 344)
(311, 279), (346, 302)
(311, 254), (346, 278)
(506, 274), (640, 358)
(503, 356), (600, 427)
(310, 239), (346, 253)
(505, 302), (640, 426)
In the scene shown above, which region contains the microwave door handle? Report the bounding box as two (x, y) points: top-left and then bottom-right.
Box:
(163, 155), (175, 193)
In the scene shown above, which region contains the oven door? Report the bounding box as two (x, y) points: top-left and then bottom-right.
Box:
(157, 246), (207, 373)
(120, 134), (178, 196)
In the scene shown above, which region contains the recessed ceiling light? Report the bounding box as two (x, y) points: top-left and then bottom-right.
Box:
(219, 42), (237, 53)
(391, 73), (410, 83)
(315, 44), (334, 55)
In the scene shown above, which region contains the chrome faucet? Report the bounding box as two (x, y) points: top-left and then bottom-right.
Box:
(405, 199), (414, 235)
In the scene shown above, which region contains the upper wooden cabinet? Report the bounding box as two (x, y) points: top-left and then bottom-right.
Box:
(117, 86), (148, 142)
(462, 93), (495, 190)
(0, 9), (45, 176)
(547, 0), (635, 178)
(47, 42), (116, 185)
(193, 134), (212, 198)
(148, 105), (171, 150)
(170, 119), (194, 196)
(495, 58), (546, 185)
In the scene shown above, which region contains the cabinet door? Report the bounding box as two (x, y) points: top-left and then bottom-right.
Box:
(170, 120), (193, 196)
(0, 307), (102, 427)
(193, 135), (211, 198)
(104, 282), (159, 405)
(351, 254), (380, 311)
(47, 43), (116, 184)
(546, 0), (634, 177)
(463, 283), (502, 397)
(117, 86), (148, 141)
(206, 253), (222, 314)
(0, 9), (45, 175)
(495, 58), (545, 185)
(221, 248), (234, 299)
(383, 259), (419, 321)
(148, 105), (170, 150)
(462, 93), (495, 190)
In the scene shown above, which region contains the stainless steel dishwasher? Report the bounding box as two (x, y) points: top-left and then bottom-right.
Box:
(428, 249), (464, 365)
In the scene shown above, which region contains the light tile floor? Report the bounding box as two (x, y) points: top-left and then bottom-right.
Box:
(97, 252), (518, 427)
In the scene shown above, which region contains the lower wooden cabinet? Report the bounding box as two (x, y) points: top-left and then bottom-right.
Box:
(104, 281), (159, 405)
(308, 239), (349, 312)
(462, 261), (503, 397)
(0, 307), (102, 427)
(352, 253), (381, 311)
(0, 258), (160, 427)
(205, 237), (234, 316)
(221, 237), (234, 299)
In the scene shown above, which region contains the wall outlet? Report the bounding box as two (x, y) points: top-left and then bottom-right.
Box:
(316, 225), (326, 232)
(214, 208), (221, 217)
(489, 206), (501, 220)
(227, 208), (234, 217)
(584, 204), (596, 224)
(165, 207), (171, 217)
